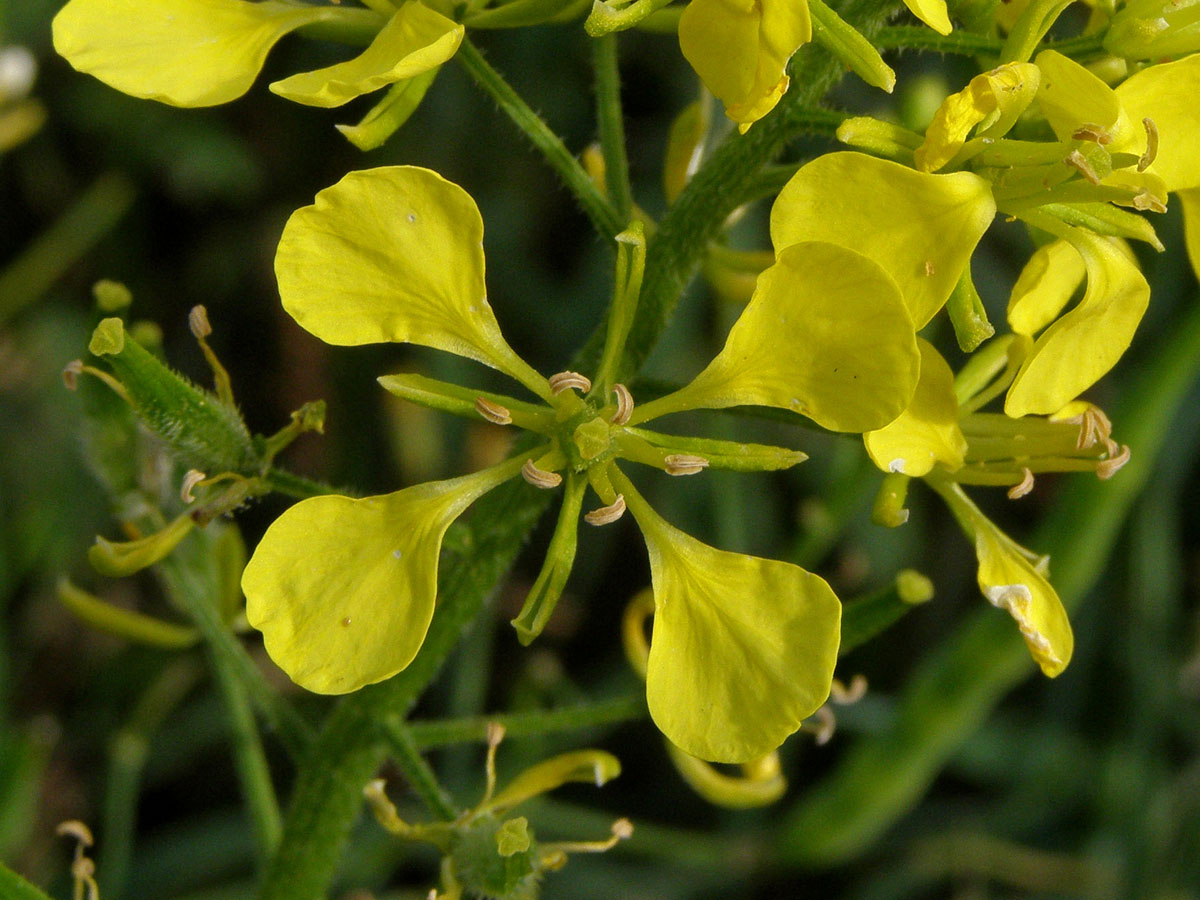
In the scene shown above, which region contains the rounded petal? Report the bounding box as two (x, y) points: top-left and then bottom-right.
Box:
(52, 0), (341, 107)
(620, 475), (841, 763)
(1006, 238), (1086, 336)
(1006, 232), (1149, 417)
(771, 152), (995, 327)
(242, 468), (506, 694)
(864, 338), (967, 476)
(636, 242), (919, 433)
(679, 0), (810, 129)
(276, 166), (546, 396)
(1036, 50), (1139, 152)
(270, 3), (462, 108)
(902, 0), (952, 34)
(1116, 53), (1200, 191)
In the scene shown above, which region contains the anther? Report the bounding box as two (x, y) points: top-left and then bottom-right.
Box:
(474, 396), (513, 426)
(1064, 149), (1102, 185)
(664, 454), (709, 476)
(611, 818), (634, 841)
(62, 359), (84, 390)
(188, 304), (213, 339)
(1007, 467), (1035, 499)
(585, 494), (626, 526)
(1132, 190), (1167, 213)
(181, 469), (207, 503)
(1139, 117), (1159, 172)
(829, 674), (868, 705)
(521, 459), (563, 489)
(56, 821), (94, 847)
(1071, 124), (1113, 145)
(1096, 444), (1131, 479)
(548, 371), (592, 395)
(610, 383), (634, 425)
(811, 705), (836, 746)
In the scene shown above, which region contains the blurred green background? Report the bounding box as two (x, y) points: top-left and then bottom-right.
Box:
(2, 0), (1200, 897)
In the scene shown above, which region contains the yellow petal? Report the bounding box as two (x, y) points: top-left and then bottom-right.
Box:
(1006, 230), (1149, 417)
(902, 0), (952, 34)
(242, 461), (518, 694)
(276, 166), (548, 399)
(1006, 238), (1086, 336)
(485, 750), (622, 813)
(616, 470), (840, 763)
(864, 338), (967, 476)
(1035, 50), (1139, 153)
(1116, 53), (1200, 192)
(771, 152), (995, 327)
(1180, 187), (1200, 279)
(270, 3), (462, 108)
(678, 0), (811, 129)
(52, 0), (345, 107)
(632, 241), (919, 433)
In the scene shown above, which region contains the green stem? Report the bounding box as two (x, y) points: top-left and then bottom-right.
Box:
(379, 719), (459, 820)
(1043, 32), (1108, 60)
(263, 466), (348, 500)
(457, 38), (624, 240)
(872, 24), (1003, 55)
(592, 34), (634, 223)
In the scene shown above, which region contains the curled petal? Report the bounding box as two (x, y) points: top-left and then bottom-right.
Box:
(771, 152), (995, 327)
(864, 338), (967, 477)
(270, 3), (462, 108)
(52, 0), (347, 107)
(242, 461), (519, 694)
(276, 166), (548, 398)
(1006, 238), (1086, 336)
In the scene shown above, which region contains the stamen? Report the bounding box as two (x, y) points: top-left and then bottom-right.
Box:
(363, 779), (410, 835)
(664, 454), (709, 476)
(1064, 149), (1102, 185)
(474, 396), (513, 426)
(610, 383), (634, 425)
(1132, 190), (1167, 213)
(548, 371), (592, 395)
(56, 821), (94, 847)
(188, 304), (213, 339)
(1007, 467), (1035, 499)
(482, 722), (505, 804)
(181, 469), (207, 503)
(1139, 117), (1159, 172)
(1096, 444), (1131, 479)
(540, 818), (633, 856)
(810, 705), (836, 746)
(829, 674), (868, 705)
(521, 459), (562, 489)
(62, 359), (84, 390)
(584, 494), (626, 526)
(1071, 124), (1113, 145)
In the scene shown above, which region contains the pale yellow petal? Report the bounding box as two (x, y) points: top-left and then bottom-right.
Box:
(1116, 53), (1200, 191)
(1006, 238), (1086, 336)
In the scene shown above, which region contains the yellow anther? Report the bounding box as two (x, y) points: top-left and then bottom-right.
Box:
(181, 469), (206, 503)
(521, 459), (562, 489)
(584, 494), (626, 525)
(610, 383), (634, 425)
(1064, 149), (1101, 185)
(1139, 117), (1159, 172)
(664, 454), (709, 476)
(1096, 444), (1131, 479)
(56, 821), (94, 847)
(829, 673), (868, 704)
(1006, 467), (1035, 499)
(548, 371), (592, 395)
(473, 396), (513, 426)
(188, 304), (213, 339)
(810, 705), (836, 746)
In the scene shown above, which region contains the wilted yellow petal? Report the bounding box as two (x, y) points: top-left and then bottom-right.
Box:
(771, 152), (995, 327)
(864, 338), (967, 476)
(1006, 229), (1149, 417)
(276, 166), (549, 399)
(902, 0), (952, 34)
(678, 0), (811, 129)
(631, 241), (919, 433)
(485, 750), (622, 813)
(52, 0), (347, 107)
(616, 470), (840, 763)
(242, 459), (521, 694)
(1116, 53), (1200, 192)
(270, 3), (462, 108)
(1007, 238), (1086, 336)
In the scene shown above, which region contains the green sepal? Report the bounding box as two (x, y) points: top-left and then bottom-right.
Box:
(337, 67), (440, 151)
(89, 318), (263, 475)
(871, 472), (911, 528)
(88, 513), (196, 578)
(999, 0), (1073, 62)
(511, 475), (586, 645)
(615, 427), (808, 472)
(835, 116), (922, 162)
(946, 265), (995, 353)
(1105, 0), (1200, 60)
(378, 372), (554, 433)
(56, 577), (200, 648)
(839, 569), (933, 655)
(1032, 202), (1164, 251)
(584, 0), (675, 35)
(808, 0), (895, 93)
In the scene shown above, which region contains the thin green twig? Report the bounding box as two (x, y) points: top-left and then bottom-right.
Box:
(872, 24), (1003, 54)
(379, 719), (460, 821)
(593, 34), (634, 222)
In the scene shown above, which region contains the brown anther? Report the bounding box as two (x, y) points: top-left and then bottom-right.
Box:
(548, 371), (592, 395)
(1064, 149), (1102, 185)
(584, 494), (626, 526)
(1072, 405), (1113, 450)
(62, 359), (84, 390)
(664, 454), (709, 476)
(1071, 124), (1113, 145)
(610, 383), (634, 425)
(56, 821), (94, 847)
(1139, 117), (1159, 172)
(830, 673), (868, 705)
(521, 459), (562, 489)
(1132, 190), (1167, 213)
(181, 469), (207, 503)
(188, 304), (213, 339)
(474, 396), (513, 426)
(1096, 444), (1131, 479)
(1007, 467), (1035, 499)
(811, 705), (836, 746)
